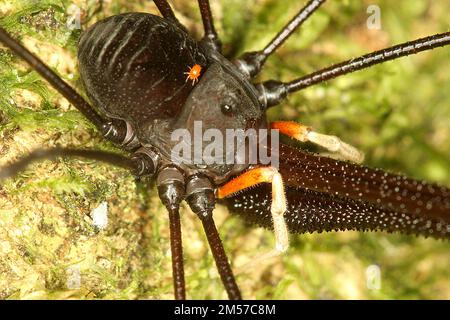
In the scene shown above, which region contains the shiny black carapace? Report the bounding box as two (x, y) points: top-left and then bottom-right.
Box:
(0, 0), (449, 300)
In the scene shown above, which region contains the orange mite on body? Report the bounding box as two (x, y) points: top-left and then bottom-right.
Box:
(184, 64), (202, 85)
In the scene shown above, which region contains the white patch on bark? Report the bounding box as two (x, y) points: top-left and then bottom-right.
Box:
(91, 202), (108, 230)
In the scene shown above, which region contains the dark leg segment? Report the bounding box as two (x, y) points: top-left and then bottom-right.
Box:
(286, 32), (450, 92)
(200, 214), (241, 300)
(0, 148), (139, 181)
(0, 29), (101, 131)
(0, 27), (128, 144)
(235, 0), (326, 78)
(152, 0), (187, 31)
(197, 0), (222, 51)
(256, 32), (450, 108)
(185, 175), (240, 299)
(153, 0), (177, 21)
(156, 167), (186, 299)
(167, 206), (186, 300)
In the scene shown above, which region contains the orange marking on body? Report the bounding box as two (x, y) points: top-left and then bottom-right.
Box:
(218, 167), (278, 199)
(271, 121), (310, 142)
(184, 64), (202, 85)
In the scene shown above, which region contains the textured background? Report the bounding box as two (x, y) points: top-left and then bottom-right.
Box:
(0, 0), (449, 299)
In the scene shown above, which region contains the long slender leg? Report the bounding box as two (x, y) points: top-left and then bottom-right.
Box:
(271, 121), (364, 163)
(257, 32), (450, 108)
(156, 167), (187, 299)
(153, 0), (177, 21)
(235, 0), (326, 78)
(218, 167), (289, 272)
(0, 148), (139, 181)
(200, 214), (241, 299)
(0, 27), (127, 144)
(167, 206), (186, 300)
(152, 0), (187, 31)
(184, 175), (240, 299)
(197, 0), (221, 52)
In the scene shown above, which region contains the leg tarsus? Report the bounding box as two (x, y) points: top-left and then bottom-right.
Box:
(306, 131), (365, 163)
(218, 168), (289, 273)
(271, 172), (289, 254)
(271, 121), (364, 163)
(235, 170), (289, 274)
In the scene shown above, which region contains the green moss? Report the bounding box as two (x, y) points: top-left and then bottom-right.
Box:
(0, 0), (449, 300)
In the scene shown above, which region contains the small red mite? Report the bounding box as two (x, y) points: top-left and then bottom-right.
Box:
(184, 64), (202, 85)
